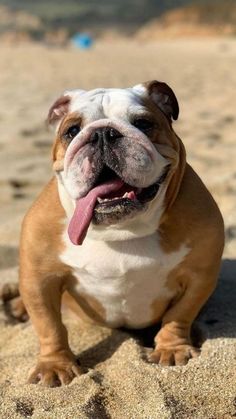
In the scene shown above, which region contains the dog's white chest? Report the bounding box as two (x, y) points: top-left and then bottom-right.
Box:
(60, 232), (189, 328)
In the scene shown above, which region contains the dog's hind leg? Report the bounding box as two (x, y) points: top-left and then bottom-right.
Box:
(0, 282), (28, 322)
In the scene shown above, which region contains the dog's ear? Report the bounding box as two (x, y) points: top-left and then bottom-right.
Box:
(134, 80), (179, 121)
(47, 95), (71, 126)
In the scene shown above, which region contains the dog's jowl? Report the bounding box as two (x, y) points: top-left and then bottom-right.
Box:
(17, 81), (224, 386)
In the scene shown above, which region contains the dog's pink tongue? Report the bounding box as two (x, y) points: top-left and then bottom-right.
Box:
(68, 179), (124, 245)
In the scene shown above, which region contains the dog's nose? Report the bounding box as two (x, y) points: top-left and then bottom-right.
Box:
(90, 127), (122, 144)
(90, 128), (103, 144)
(103, 127), (122, 142)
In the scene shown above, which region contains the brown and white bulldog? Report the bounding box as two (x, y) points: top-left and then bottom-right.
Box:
(16, 81), (224, 386)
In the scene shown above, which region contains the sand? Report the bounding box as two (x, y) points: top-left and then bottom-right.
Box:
(0, 38), (236, 418)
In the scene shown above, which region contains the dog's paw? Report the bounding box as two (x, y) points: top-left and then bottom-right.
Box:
(0, 282), (19, 301)
(0, 283), (28, 322)
(28, 352), (83, 387)
(148, 345), (200, 366)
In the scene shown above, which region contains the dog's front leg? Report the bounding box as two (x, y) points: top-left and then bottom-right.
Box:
(149, 270), (218, 366)
(20, 274), (82, 386)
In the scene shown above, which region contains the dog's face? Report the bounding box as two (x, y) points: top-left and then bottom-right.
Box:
(49, 81), (185, 245)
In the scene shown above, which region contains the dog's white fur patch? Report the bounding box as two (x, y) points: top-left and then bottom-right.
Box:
(67, 87), (145, 123)
(60, 227), (189, 328)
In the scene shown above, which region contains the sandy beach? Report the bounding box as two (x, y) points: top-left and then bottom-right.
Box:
(0, 38), (236, 418)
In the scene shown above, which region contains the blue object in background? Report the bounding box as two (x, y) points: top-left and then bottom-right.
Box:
(71, 33), (93, 49)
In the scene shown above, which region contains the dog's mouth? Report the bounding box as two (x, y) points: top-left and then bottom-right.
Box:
(95, 165), (161, 206)
(68, 165), (169, 246)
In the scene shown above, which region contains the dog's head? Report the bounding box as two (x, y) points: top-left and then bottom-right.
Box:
(48, 81), (186, 245)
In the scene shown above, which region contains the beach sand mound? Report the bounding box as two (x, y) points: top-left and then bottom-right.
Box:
(137, 3), (236, 39)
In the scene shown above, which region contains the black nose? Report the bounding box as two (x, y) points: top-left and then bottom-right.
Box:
(104, 127), (122, 142)
(90, 127), (122, 144)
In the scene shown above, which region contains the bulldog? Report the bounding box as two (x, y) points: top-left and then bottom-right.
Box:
(12, 81), (224, 386)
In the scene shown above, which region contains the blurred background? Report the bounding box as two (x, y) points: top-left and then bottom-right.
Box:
(0, 0), (236, 42)
(0, 0), (235, 267)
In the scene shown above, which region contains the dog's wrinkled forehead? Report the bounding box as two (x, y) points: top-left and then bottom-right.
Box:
(67, 88), (144, 121)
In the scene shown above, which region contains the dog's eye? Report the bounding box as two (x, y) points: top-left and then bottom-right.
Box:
(133, 118), (154, 132)
(64, 125), (80, 140)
